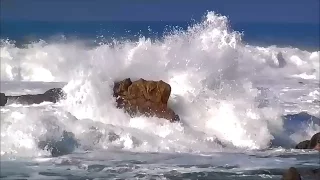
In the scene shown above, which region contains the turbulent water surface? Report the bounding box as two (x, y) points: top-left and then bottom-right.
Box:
(1, 12), (320, 180)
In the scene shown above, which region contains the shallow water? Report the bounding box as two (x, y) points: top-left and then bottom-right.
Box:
(1, 148), (320, 180)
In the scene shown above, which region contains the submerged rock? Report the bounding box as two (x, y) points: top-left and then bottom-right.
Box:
(295, 132), (320, 151)
(1, 88), (66, 106)
(282, 167), (301, 180)
(108, 131), (120, 142)
(283, 112), (320, 124)
(113, 78), (180, 122)
(311, 168), (320, 179)
(282, 167), (320, 180)
(38, 131), (79, 157)
(276, 52), (287, 68)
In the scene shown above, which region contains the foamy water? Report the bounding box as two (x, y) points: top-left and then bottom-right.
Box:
(1, 12), (319, 179)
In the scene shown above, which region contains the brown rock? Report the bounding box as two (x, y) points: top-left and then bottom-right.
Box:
(113, 78), (180, 122)
(113, 78), (132, 108)
(113, 78), (132, 98)
(282, 167), (301, 180)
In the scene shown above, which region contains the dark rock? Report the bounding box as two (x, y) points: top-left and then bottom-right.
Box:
(295, 132), (320, 151)
(4, 88), (66, 105)
(283, 112), (320, 123)
(282, 167), (301, 180)
(288, 168), (320, 180)
(113, 78), (180, 122)
(313, 99), (320, 104)
(311, 168), (320, 179)
(309, 132), (320, 150)
(38, 130), (79, 157)
(295, 140), (310, 149)
(277, 52), (287, 68)
(108, 131), (120, 142)
(113, 78), (132, 99)
(0, 93), (7, 106)
(43, 88), (67, 103)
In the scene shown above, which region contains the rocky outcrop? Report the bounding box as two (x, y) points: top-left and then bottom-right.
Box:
(295, 132), (320, 150)
(113, 78), (180, 122)
(0, 88), (66, 106)
(282, 167), (301, 180)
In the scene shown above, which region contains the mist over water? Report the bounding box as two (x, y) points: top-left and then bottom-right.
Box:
(1, 12), (319, 179)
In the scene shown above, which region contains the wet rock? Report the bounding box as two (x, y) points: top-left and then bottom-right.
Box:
(0, 93), (7, 106)
(43, 88), (67, 103)
(295, 132), (320, 151)
(282, 167), (301, 180)
(108, 131), (120, 142)
(3, 88), (66, 105)
(295, 140), (310, 149)
(309, 132), (320, 150)
(38, 131), (79, 157)
(113, 78), (180, 122)
(277, 52), (287, 68)
(283, 112), (320, 123)
(289, 168), (320, 180)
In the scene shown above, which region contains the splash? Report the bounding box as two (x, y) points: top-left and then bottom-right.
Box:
(1, 12), (319, 158)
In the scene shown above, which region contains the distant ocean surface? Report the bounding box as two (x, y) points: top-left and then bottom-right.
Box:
(1, 12), (320, 180)
(1, 21), (319, 50)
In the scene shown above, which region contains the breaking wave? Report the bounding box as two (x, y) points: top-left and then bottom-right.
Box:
(1, 11), (319, 158)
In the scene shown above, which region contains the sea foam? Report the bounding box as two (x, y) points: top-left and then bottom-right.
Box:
(1, 12), (319, 158)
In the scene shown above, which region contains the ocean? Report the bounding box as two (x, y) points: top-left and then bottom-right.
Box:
(1, 11), (319, 179)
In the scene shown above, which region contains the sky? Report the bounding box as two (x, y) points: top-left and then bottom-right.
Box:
(1, 0), (319, 23)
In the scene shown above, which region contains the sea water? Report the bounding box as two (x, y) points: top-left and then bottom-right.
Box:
(1, 12), (319, 179)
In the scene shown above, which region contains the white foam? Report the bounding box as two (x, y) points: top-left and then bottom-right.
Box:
(0, 11), (319, 158)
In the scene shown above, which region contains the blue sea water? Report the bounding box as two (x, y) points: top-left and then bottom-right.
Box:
(1, 21), (319, 50)
(1, 13), (320, 180)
